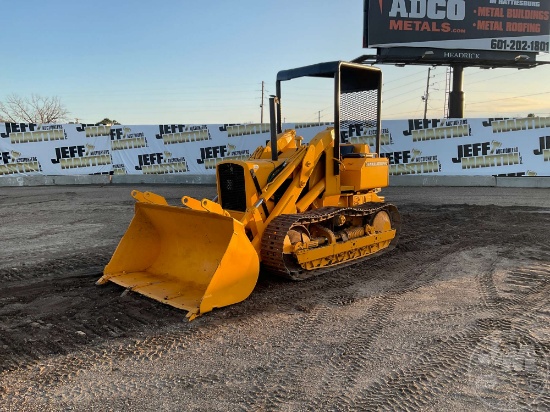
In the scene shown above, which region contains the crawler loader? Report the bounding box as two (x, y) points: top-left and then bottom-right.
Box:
(97, 61), (400, 320)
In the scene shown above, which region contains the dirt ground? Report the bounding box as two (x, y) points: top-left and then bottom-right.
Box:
(0, 184), (548, 411)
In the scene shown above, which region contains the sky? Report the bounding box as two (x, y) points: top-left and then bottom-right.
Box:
(2, 0), (550, 125)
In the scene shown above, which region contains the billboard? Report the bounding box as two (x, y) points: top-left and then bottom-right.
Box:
(364, 0), (550, 52)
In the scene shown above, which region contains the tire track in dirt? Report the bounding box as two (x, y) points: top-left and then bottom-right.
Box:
(347, 251), (550, 411)
(67, 248), (434, 410)
(0, 206), (460, 412)
(309, 249), (464, 411)
(353, 318), (501, 411)
(477, 251), (550, 320)
(243, 242), (460, 411)
(310, 295), (401, 411)
(384, 303), (487, 327)
(239, 283), (353, 410)
(468, 328), (549, 411)
(233, 256), (407, 410)
(2, 311), (317, 410)
(0, 270), (185, 374)
(474, 252), (550, 411)
(0, 326), (201, 408)
(2, 201), (549, 411)
(0, 258), (371, 406)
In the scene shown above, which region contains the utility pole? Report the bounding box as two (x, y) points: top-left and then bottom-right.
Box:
(443, 67), (451, 118)
(318, 110), (321, 125)
(260, 81), (265, 124)
(423, 67), (432, 120)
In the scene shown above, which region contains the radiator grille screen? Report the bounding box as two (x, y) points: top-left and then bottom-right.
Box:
(340, 88), (379, 145)
(218, 163), (247, 212)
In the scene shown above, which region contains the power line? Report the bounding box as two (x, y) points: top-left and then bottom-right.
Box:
(465, 90), (550, 105)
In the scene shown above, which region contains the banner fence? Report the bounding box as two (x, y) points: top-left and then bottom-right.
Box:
(1, 116), (549, 178)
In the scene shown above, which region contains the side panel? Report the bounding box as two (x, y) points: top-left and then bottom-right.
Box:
(340, 157), (389, 190)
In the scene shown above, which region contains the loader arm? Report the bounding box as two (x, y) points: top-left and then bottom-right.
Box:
(242, 128), (336, 252)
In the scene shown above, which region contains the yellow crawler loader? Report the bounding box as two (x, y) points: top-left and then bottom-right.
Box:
(97, 61), (400, 320)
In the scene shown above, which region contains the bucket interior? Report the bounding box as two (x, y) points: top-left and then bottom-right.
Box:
(102, 203), (259, 316)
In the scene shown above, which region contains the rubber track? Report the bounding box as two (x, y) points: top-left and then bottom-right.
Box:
(260, 203), (401, 280)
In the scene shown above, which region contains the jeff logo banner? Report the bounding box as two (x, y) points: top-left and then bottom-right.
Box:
(1, 118), (549, 177)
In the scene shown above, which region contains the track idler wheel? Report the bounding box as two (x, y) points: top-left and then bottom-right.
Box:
(371, 210), (392, 233)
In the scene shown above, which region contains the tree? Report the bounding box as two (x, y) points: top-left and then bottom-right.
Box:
(96, 118), (120, 125)
(0, 94), (70, 123)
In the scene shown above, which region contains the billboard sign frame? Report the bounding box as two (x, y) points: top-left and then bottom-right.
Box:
(363, 0), (550, 53)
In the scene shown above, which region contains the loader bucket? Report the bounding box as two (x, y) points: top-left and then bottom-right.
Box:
(97, 202), (260, 319)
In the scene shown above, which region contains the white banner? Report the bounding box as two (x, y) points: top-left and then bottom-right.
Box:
(372, 117), (550, 177)
(0, 123), (111, 176)
(1, 117), (549, 178)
